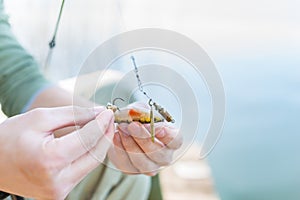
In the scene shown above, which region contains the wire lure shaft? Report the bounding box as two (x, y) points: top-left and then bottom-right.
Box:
(150, 103), (155, 142)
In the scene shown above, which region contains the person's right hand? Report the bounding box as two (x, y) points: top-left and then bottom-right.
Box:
(0, 106), (114, 200)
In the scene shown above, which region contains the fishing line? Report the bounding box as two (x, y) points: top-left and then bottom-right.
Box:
(43, 0), (66, 75)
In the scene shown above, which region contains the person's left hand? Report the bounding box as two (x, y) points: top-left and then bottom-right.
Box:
(108, 104), (183, 176)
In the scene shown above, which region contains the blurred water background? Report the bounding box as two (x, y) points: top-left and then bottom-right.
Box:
(3, 0), (300, 199)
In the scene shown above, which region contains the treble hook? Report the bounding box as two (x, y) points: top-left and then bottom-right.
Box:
(113, 97), (125, 105)
(106, 97), (124, 112)
(148, 99), (154, 107)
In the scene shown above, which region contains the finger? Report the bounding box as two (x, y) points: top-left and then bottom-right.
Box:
(61, 116), (114, 186)
(144, 123), (183, 149)
(155, 126), (183, 149)
(107, 132), (140, 174)
(127, 122), (173, 166)
(26, 106), (105, 132)
(85, 115), (115, 162)
(119, 131), (160, 174)
(73, 106), (106, 127)
(44, 109), (113, 164)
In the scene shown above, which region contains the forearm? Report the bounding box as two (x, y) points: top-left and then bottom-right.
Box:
(28, 85), (94, 110)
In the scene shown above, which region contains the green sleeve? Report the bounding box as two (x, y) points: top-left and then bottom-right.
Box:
(0, 2), (50, 117)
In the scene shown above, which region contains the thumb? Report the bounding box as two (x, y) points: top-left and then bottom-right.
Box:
(25, 106), (105, 132)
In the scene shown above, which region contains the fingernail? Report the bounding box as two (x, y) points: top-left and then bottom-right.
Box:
(155, 129), (165, 138)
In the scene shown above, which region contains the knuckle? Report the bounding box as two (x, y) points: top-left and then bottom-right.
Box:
(172, 134), (183, 149)
(96, 153), (106, 162)
(162, 152), (173, 165)
(91, 148), (107, 163)
(150, 149), (173, 166)
(131, 155), (159, 173)
(165, 129), (183, 149)
(158, 157), (172, 166)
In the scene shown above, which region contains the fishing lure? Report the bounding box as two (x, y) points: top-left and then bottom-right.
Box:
(106, 98), (175, 141)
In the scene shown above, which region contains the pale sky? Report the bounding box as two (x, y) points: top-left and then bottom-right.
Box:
(5, 0), (300, 63)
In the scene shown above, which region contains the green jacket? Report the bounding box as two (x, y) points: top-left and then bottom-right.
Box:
(0, 0), (49, 117)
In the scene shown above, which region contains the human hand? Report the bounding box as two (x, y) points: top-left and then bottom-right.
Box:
(0, 106), (114, 199)
(108, 103), (183, 176)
